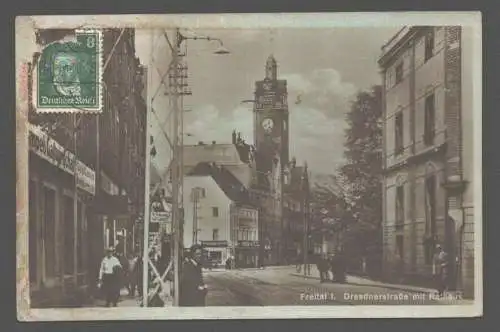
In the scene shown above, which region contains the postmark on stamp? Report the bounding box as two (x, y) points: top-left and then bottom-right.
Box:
(33, 29), (103, 113)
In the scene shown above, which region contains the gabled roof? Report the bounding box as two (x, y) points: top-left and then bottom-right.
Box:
(187, 162), (251, 205)
(183, 143), (245, 167)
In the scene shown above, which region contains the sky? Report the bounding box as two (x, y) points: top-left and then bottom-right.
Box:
(135, 27), (401, 176)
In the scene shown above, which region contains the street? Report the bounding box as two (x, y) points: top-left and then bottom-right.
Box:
(205, 266), (470, 306)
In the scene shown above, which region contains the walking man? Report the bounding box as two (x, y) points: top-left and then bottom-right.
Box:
(180, 244), (208, 306)
(98, 247), (122, 307)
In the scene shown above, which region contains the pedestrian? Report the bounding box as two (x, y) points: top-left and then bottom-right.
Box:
(116, 251), (129, 294)
(98, 247), (122, 307)
(136, 254), (144, 298)
(316, 254), (329, 283)
(433, 244), (450, 296)
(180, 244), (208, 306)
(127, 252), (139, 297)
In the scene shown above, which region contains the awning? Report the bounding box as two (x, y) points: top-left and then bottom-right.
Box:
(91, 192), (130, 215)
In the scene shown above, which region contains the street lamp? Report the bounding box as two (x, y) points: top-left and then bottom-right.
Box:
(176, 32), (231, 56)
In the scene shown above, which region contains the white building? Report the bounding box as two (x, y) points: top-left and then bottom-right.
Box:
(183, 175), (233, 266)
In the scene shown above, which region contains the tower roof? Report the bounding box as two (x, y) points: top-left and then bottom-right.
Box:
(266, 54), (277, 65)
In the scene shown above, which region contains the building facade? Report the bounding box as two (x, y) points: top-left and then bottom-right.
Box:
(183, 175), (232, 266)
(379, 26), (475, 297)
(28, 28), (146, 307)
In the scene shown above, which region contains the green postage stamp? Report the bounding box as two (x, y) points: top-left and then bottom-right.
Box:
(34, 29), (103, 113)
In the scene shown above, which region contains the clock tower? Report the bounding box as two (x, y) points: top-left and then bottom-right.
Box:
(254, 55), (289, 184)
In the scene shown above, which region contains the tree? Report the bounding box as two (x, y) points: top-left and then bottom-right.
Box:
(338, 85), (383, 275)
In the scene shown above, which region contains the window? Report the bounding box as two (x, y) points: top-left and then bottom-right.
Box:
(200, 188), (206, 198)
(395, 62), (404, 84)
(425, 30), (435, 62)
(396, 185), (405, 227)
(43, 186), (57, 278)
(212, 229), (219, 241)
(63, 195), (74, 275)
(395, 112), (404, 155)
(212, 207), (219, 217)
(424, 94), (435, 145)
(425, 175), (437, 264)
(396, 235), (404, 259)
(425, 175), (436, 236)
(29, 180), (38, 285)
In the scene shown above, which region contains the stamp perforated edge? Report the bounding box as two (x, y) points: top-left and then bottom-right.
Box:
(32, 28), (103, 114)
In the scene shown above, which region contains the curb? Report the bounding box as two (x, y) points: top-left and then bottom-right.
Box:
(289, 273), (437, 294)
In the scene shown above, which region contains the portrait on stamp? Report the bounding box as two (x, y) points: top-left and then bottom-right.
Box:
(36, 30), (101, 112)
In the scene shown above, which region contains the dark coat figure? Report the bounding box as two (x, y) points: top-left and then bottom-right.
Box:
(136, 255), (144, 297)
(433, 245), (450, 296)
(180, 245), (208, 306)
(316, 255), (330, 283)
(330, 252), (347, 283)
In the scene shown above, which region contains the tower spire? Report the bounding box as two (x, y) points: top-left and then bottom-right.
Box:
(265, 54), (277, 80)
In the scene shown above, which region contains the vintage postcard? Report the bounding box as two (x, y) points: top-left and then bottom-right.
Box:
(16, 12), (483, 320)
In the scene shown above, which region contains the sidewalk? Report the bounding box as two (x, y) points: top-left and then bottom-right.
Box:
(92, 288), (142, 307)
(288, 266), (474, 304)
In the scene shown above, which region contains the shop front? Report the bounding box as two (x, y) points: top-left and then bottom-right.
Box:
(236, 241), (260, 268)
(28, 124), (96, 307)
(201, 240), (229, 268)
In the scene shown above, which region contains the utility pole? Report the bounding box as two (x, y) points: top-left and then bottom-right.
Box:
(171, 28), (182, 307)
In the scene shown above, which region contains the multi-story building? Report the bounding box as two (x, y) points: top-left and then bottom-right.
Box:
(183, 162), (258, 267)
(379, 26), (475, 297)
(27, 28), (146, 307)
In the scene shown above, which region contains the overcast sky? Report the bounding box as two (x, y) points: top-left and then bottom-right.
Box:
(135, 27), (401, 176)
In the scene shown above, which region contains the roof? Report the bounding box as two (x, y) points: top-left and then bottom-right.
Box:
(183, 143), (246, 167)
(378, 26), (431, 67)
(187, 162), (252, 205)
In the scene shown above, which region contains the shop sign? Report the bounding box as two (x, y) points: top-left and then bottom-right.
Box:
(201, 240), (228, 248)
(148, 231), (160, 252)
(150, 211), (171, 234)
(238, 240), (260, 248)
(28, 124), (96, 195)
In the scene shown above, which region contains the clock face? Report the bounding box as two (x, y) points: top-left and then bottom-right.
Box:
(261, 118), (274, 133)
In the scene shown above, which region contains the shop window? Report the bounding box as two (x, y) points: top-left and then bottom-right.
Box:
(29, 180), (38, 285)
(424, 93), (436, 145)
(424, 175), (437, 264)
(43, 186), (57, 279)
(77, 201), (85, 273)
(63, 195), (74, 275)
